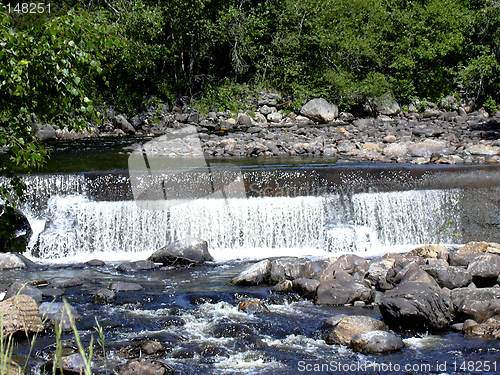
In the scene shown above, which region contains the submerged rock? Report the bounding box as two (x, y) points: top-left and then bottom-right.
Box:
(119, 358), (174, 375)
(148, 238), (212, 266)
(237, 300), (270, 314)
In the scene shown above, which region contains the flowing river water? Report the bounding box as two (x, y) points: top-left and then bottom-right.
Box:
(3, 138), (500, 374)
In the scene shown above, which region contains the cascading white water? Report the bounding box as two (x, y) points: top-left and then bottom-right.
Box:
(17, 171), (461, 260)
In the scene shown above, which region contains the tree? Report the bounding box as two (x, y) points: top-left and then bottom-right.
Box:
(0, 6), (114, 252)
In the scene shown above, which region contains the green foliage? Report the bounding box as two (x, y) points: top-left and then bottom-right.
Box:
(192, 79), (254, 114)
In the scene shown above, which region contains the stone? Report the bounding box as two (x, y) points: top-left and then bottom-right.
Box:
(117, 260), (158, 272)
(230, 260), (271, 285)
(393, 263), (439, 286)
(5, 281), (43, 304)
(35, 124), (57, 141)
(466, 144), (499, 156)
(55, 278), (83, 288)
(405, 245), (448, 259)
(237, 300), (269, 314)
(267, 112), (283, 123)
(383, 143), (409, 158)
(237, 115), (253, 128)
(324, 315), (388, 346)
(467, 253), (500, 286)
(292, 278), (320, 299)
(119, 358), (174, 375)
(39, 301), (81, 331)
(351, 330), (404, 354)
(458, 241), (490, 254)
(421, 265), (472, 289)
(408, 140), (451, 158)
(269, 258), (313, 283)
(271, 280), (293, 293)
(86, 259), (105, 267)
(379, 282), (453, 332)
(93, 288), (117, 304)
(365, 258), (396, 288)
(0, 295), (43, 335)
(314, 274), (373, 306)
(452, 288), (500, 323)
(0, 253), (26, 270)
(0, 205), (33, 253)
(300, 98), (338, 123)
(109, 282), (143, 292)
(148, 238), (212, 266)
(113, 115), (135, 134)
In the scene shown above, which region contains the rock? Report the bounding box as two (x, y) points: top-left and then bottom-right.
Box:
(314, 276), (373, 306)
(35, 124), (57, 141)
(212, 323), (253, 338)
(237, 300), (269, 314)
(452, 287), (500, 323)
(259, 105), (274, 116)
(351, 330), (404, 354)
(300, 98), (338, 123)
(332, 254), (369, 277)
(141, 340), (165, 356)
(148, 238), (212, 266)
(235, 335), (268, 350)
(55, 278), (83, 288)
(93, 288), (117, 304)
(39, 301), (82, 331)
(119, 358), (174, 375)
(383, 143), (409, 158)
(405, 245), (448, 259)
(109, 282), (143, 292)
(324, 315), (388, 346)
(271, 280), (293, 293)
(449, 252), (480, 267)
(117, 260), (158, 272)
(465, 316), (500, 339)
(421, 265), (472, 289)
(113, 115), (135, 134)
(370, 96), (400, 116)
(237, 114), (253, 128)
(0, 295), (43, 335)
(5, 281), (43, 304)
(230, 260), (270, 285)
(365, 258), (396, 288)
(467, 253), (500, 286)
(458, 241), (490, 254)
(269, 257), (313, 283)
(379, 282), (453, 332)
(441, 94), (460, 111)
(0, 253), (26, 270)
(466, 144), (499, 156)
(86, 259), (105, 267)
(0, 205), (33, 253)
(393, 263), (439, 286)
(267, 112), (283, 123)
(292, 278), (320, 299)
(408, 140), (451, 158)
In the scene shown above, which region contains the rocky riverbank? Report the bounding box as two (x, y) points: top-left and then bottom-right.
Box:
(3, 239), (500, 373)
(34, 94), (500, 165)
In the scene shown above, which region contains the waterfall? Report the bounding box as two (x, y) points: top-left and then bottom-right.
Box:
(10, 171), (465, 261)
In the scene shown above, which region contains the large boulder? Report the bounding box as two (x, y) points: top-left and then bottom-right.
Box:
(300, 98), (338, 123)
(5, 281), (43, 304)
(314, 272), (373, 305)
(269, 258), (313, 283)
(0, 205), (33, 253)
(148, 238), (212, 266)
(467, 253), (500, 286)
(324, 315), (388, 346)
(230, 260), (270, 285)
(422, 265), (472, 289)
(0, 253), (27, 270)
(379, 282), (453, 332)
(451, 287), (500, 323)
(351, 330), (404, 354)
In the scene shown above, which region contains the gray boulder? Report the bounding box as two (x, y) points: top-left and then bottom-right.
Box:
(117, 260), (159, 272)
(0, 253), (26, 270)
(0, 205), (33, 253)
(314, 273), (373, 306)
(467, 253), (500, 286)
(113, 114), (135, 134)
(351, 330), (404, 354)
(148, 238), (212, 266)
(422, 265), (472, 289)
(379, 282), (453, 332)
(292, 278), (320, 299)
(5, 281), (42, 304)
(324, 315), (388, 346)
(230, 260), (270, 286)
(451, 287), (500, 323)
(93, 288), (117, 304)
(269, 257), (313, 283)
(300, 98), (338, 123)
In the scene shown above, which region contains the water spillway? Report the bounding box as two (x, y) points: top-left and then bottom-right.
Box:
(10, 163), (499, 261)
